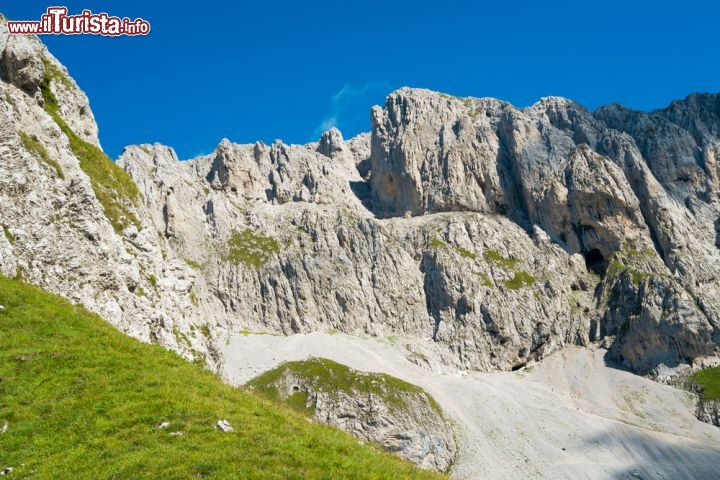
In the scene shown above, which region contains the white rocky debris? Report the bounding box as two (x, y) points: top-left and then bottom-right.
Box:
(216, 419), (234, 433)
(223, 331), (720, 480)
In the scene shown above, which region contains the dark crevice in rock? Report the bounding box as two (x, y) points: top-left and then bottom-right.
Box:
(582, 248), (607, 276)
(494, 133), (532, 231)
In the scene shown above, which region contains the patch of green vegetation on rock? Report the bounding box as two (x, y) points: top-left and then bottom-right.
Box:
(483, 249), (518, 269)
(0, 275), (441, 479)
(454, 246), (477, 260)
(225, 228), (280, 268)
(5, 91), (16, 107)
(41, 57), (74, 90)
(604, 242), (662, 286)
(2, 225), (14, 244)
(568, 291), (582, 314)
(184, 258), (201, 270)
(693, 366), (720, 401)
(476, 272), (493, 287)
(189, 289), (199, 306)
(40, 61), (141, 234)
(199, 325), (210, 337)
(247, 358), (443, 416)
(172, 324), (191, 347)
(19, 131), (64, 179)
(504, 271), (536, 290)
(607, 260), (649, 286)
(429, 238), (447, 249)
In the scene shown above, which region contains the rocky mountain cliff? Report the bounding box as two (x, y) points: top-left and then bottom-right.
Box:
(1, 22), (719, 382)
(0, 24), (216, 368)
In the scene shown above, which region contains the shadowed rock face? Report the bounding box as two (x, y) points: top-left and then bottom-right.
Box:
(1, 20), (719, 379)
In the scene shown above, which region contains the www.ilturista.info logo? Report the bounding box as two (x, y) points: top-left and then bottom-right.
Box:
(7, 7), (150, 36)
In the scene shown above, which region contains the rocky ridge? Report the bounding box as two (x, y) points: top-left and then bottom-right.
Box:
(1, 22), (720, 424)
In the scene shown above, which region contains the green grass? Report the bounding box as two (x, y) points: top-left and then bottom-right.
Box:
(225, 229), (280, 268)
(693, 366), (720, 401)
(483, 249), (518, 269)
(429, 238), (447, 249)
(504, 271), (536, 290)
(0, 276), (443, 479)
(454, 246), (477, 260)
(184, 258), (201, 270)
(476, 272), (493, 287)
(246, 358), (442, 416)
(19, 131), (64, 179)
(40, 60), (141, 234)
(189, 289), (199, 306)
(2, 225), (14, 244)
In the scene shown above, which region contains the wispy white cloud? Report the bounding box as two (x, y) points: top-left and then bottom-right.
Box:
(313, 82), (392, 139)
(317, 116), (338, 132)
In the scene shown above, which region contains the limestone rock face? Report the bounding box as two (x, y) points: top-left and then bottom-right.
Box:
(697, 399), (720, 427)
(2, 25), (720, 386)
(245, 358), (456, 472)
(0, 24), (215, 369)
(368, 88), (720, 373)
(0, 34), (44, 93)
(118, 138), (595, 371)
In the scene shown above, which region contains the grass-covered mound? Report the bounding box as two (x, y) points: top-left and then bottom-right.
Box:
(693, 366), (720, 401)
(0, 276), (443, 479)
(246, 357), (442, 416)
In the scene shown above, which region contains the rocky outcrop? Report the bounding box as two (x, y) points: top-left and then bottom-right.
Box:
(0, 23), (215, 368)
(245, 358), (456, 472)
(0, 33), (44, 93)
(697, 398), (720, 427)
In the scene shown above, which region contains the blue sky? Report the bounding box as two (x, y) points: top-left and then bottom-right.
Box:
(5, 1), (720, 159)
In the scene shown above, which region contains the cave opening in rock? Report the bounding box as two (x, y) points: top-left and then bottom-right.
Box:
(582, 248), (607, 275)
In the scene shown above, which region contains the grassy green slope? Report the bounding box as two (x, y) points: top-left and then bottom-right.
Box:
(0, 276), (443, 479)
(693, 366), (720, 401)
